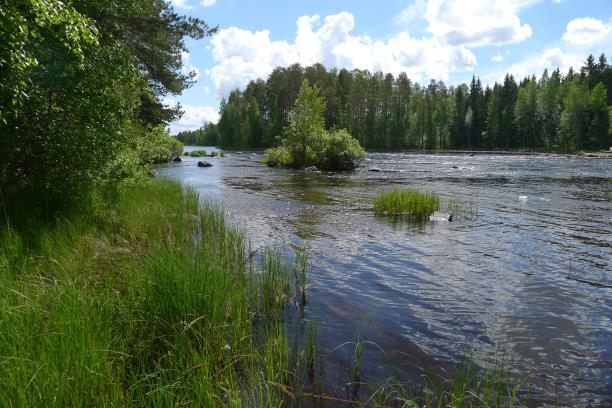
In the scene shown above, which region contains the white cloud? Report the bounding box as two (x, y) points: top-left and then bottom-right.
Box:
(200, 0), (216, 6)
(562, 18), (611, 45)
(500, 47), (583, 81)
(164, 98), (219, 132)
(394, 0), (427, 25)
(425, 0), (532, 47)
(171, 0), (193, 10)
(208, 12), (476, 98)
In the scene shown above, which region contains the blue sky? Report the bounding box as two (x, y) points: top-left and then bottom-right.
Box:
(166, 0), (611, 133)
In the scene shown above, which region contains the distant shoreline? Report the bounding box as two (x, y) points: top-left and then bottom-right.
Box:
(185, 145), (612, 159)
(381, 149), (612, 158)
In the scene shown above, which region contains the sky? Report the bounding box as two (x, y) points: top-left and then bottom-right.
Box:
(166, 0), (612, 133)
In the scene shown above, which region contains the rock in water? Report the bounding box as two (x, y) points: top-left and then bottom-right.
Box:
(172, 156), (182, 162)
(303, 166), (319, 172)
(197, 161), (212, 168)
(369, 168), (382, 172)
(429, 211), (453, 222)
(148, 169), (158, 178)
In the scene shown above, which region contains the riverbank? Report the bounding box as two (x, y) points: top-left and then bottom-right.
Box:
(0, 179), (306, 406)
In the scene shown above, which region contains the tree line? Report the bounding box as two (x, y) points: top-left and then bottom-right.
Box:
(0, 0), (214, 219)
(179, 55), (611, 152)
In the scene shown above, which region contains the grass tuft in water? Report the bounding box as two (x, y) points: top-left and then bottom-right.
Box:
(374, 189), (440, 217)
(188, 149), (208, 157)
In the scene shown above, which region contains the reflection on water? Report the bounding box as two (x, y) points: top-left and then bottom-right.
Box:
(158, 149), (612, 406)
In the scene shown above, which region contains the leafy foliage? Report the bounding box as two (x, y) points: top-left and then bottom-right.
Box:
(265, 81), (366, 170)
(0, 0), (213, 219)
(175, 122), (219, 145)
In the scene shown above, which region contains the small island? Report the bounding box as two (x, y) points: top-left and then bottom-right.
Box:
(264, 80), (366, 171)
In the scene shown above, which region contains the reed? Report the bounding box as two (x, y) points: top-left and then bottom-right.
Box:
(374, 189), (440, 217)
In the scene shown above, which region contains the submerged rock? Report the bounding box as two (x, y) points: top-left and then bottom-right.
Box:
(197, 161), (212, 168)
(429, 211), (453, 222)
(369, 167), (382, 172)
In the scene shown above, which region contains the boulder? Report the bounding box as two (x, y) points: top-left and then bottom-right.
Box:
(148, 169), (158, 178)
(429, 211), (453, 222)
(197, 161), (212, 168)
(303, 166), (319, 172)
(172, 156), (182, 162)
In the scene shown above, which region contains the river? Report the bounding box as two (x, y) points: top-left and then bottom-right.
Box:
(159, 147), (611, 406)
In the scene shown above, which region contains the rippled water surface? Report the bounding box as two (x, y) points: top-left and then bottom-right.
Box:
(160, 148), (611, 406)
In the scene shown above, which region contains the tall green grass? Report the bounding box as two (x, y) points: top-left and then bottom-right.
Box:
(0, 179), (307, 406)
(374, 189), (440, 217)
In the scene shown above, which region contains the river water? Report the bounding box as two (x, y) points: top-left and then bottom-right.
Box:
(160, 148), (611, 406)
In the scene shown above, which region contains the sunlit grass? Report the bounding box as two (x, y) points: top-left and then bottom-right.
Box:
(374, 189), (440, 217)
(0, 179), (308, 406)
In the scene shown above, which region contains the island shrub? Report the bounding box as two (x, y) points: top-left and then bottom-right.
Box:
(320, 128), (367, 170)
(265, 80), (365, 170)
(374, 189), (440, 217)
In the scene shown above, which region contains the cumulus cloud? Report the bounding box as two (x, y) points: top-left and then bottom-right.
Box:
(200, 0), (216, 6)
(425, 0), (532, 47)
(562, 18), (611, 45)
(498, 47), (583, 82)
(208, 12), (476, 98)
(164, 98), (219, 132)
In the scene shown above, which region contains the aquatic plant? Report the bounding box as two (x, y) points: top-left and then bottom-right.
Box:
(443, 197), (477, 219)
(189, 149), (208, 157)
(374, 189), (440, 217)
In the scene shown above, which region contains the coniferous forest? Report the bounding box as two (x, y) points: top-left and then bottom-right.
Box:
(178, 56), (612, 152)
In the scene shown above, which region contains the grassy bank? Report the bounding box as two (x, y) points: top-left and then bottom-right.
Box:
(0, 179), (306, 406)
